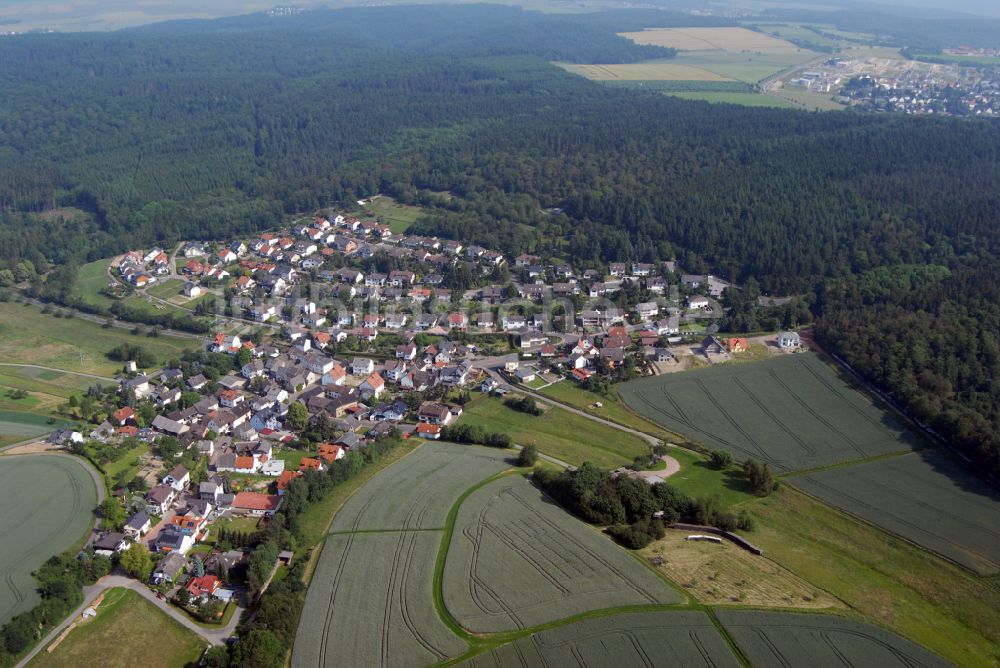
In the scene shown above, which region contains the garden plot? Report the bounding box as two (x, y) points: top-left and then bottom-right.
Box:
(444, 476), (681, 632)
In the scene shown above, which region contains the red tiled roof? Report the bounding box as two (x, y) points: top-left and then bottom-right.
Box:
(233, 492), (279, 511)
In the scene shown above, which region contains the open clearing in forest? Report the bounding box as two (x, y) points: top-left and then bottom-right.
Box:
(458, 396), (649, 469)
(791, 450), (1000, 575)
(328, 442), (512, 532)
(457, 611), (740, 668)
(444, 476), (681, 632)
(641, 530), (842, 609)
(30, 588), (206, 668)
(0, 456), (97, 624)
(619, 353), (919, 472)
(717, 610), (950, 668)
(621, 27), (802, 52)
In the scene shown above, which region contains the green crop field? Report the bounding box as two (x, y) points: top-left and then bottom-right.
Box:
(30, 588), (206, 668)
(328, 443), (512, 532)
(619, 353), (920, 472)
(457, 611), (740, 668)
(717, 610), (949, 668)
(296, 444), (514, 667)
(443, 476), (681, 632)
(750, 486), (1000, 667)
(293, 531), (466, 668)
(791, 450), (1000, 575)
(0, 456), (97, 624)
(0, 301), (193, 378)
(0, 410), (58, 440)
(458, 396), (649, 469)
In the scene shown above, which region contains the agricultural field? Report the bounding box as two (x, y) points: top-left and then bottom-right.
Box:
(557, 61), (733, 81)
(791, 450), (1000, 575)
(458, 396), (649, 469)
(716, 610), (949, 668)
(671, 50), (816, 83)
(293, 531), (466, 668)
(0, 301), (193, 378)
(618, 353), (920, 472)
(641, 530), (841, 609)
(621, 27), (802, 52)
(443, 476), (681, 632)
(0, 410), (59, 446)
(30, 588), (207, 668)
(456, 612), (740, 668)
(328, 442), (512, 533)
(751, 486), (1000, 667)
(0, 455), (97, 624)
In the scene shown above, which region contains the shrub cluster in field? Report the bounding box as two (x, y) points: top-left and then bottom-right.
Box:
(534, 463), (753, 549)
(503, 396), (543, 416)
(440, 423), (512, 448)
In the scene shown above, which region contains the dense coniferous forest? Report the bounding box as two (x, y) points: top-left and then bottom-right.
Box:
(2, 5), (1000, 475)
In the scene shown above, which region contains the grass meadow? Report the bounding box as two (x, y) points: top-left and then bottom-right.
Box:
(458, 396), (649, 469)
(30, 588), (206, 668)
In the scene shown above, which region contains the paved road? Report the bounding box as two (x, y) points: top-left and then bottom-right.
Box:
(16, 574), (243, 667)
(0, 363), (113, 382)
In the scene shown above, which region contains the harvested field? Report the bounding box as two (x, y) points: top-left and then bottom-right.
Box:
(791, 450), (1000, 575)
(619, 353), (919, 471)
(621, 27), (801, 52)
(458, 611), (740, 668)
(444, 476), (681, 632)
(557, 62), (732, 81)
(0, 456), (97, 624)
(641, 530), (841, 609)
(292, 531), (466, 668)
(717, 610), (949, 668)
(328, 442), (512, 532)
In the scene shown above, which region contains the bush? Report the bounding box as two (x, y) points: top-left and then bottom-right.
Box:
(517, 445), (538, 466)
(503, 395), (543, 416)
(708, 450), (733, 470)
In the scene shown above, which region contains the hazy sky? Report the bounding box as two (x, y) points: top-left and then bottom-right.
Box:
(0, 0), (997, 32)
